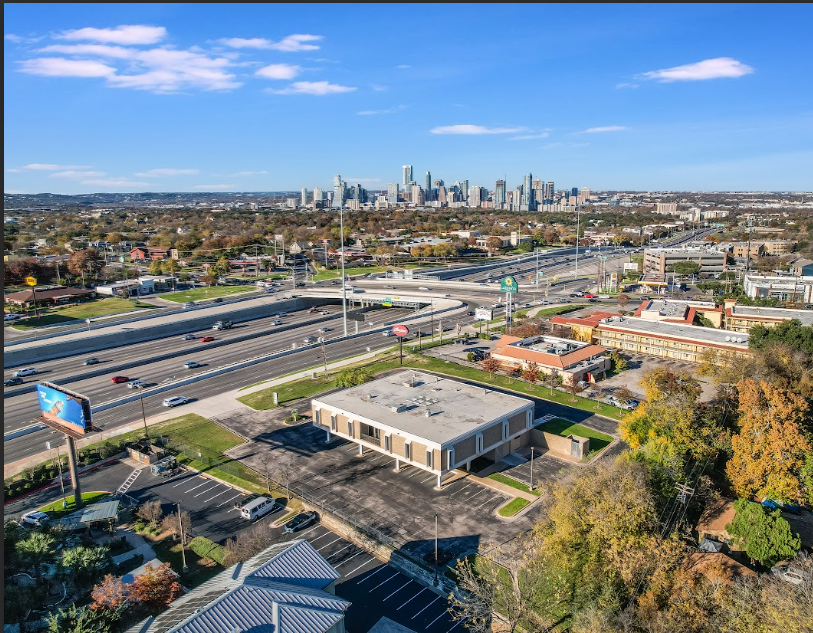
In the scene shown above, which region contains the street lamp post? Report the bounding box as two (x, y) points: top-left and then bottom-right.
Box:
(136, 386), (149, 442)
(434, 513), (439, 585)
(339, 207), (348, 337)
(46, 441), (67, 508)
(530, 447), (535, 491)
(177, 502), (188, 573)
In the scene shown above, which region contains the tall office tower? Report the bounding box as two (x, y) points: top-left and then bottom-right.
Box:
(425, 171), (432, 201)
(580, 186), (590, 201)
(468, 186), (484, 208)
(313, 187), (323, 204)
(571, 187), (579, 198)
(545, 182), (555, 201)
(532, 179), (545, 205)
(461, 180), (469, 202)
(411, 185), (424, 205)
(333, 174), (345, 209)
(495, 179), (506, 207)
(512, 187), (523, 211)
(301, 188), (308, 206)
(437, 185), (447, 205)
(521, 173), (534, 209)
(402, 165), (413, 186)
(351, 183), (367, 204)
(433, 179), (444, 188)
(387, 183), (399, 204)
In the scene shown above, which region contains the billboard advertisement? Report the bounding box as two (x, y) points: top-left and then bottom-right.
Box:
(624, 262), (639, 272)
(474, 308), (493, 321)
(36, 382), (92, 435)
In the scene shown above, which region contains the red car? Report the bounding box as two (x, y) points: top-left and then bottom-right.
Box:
(583, 293), (596, 298)
(111, 376), (130, 383)
(200, 336), (215, 343)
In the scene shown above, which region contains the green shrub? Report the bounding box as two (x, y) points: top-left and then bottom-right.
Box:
(189, 536), (226, 565)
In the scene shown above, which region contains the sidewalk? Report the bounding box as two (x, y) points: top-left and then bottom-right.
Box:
(112, 527), (157, 567)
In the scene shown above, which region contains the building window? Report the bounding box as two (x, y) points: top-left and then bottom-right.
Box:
(404, 442), (411, 460)
(502, 420), (509, 440)
(476, 433), (483, 454)
(330, 415), (337, 431)
(314, 409), (321, 426)
(359, 423), (381, 446)
(426, 450), (433, 468)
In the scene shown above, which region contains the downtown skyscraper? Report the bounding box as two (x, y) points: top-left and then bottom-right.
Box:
(402, 165), (413, 186)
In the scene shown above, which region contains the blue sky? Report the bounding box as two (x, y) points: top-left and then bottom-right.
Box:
(4, 3), (812, 194)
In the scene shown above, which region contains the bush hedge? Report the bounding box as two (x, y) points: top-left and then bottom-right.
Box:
(189, 536), (226, 566)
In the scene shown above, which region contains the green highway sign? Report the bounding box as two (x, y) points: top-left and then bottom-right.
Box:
(382, 297), (393, 307)
(500, 275), (518, 293)
(537, 271), (545, 278)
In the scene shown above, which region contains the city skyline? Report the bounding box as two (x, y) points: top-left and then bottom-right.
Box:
(4, 3), (813, 194)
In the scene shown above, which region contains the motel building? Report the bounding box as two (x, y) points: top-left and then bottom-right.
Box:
(311, 370), (535, 488)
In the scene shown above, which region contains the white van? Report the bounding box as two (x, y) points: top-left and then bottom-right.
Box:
(240, 496), (279, 521)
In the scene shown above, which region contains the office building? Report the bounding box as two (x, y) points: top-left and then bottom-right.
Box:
(387, 183), (399, 204)
(721, 299), (813, 333)
(656, 202), (678, 214)
(742, 274), (813, 304)
(402, 165), (413, 186)
(313, 187), (323, 206)
(580, 186), (590, 201)
(425, 171), (433, 202)
(468, 186), (484, 207)
(411, 185), (424, 205)
(571, 187), (579, 197)
(545, 182), (555, 202)
(460, 180), (469, 203)
(332, 175), (345, 209)
(532, 179), (545, 205)
(522, 173), (534, 210)
(437, 185), (447, 205)
(301, 187), (308, 206)
(311, 370), (536, 487)
(643, 248), (727, 276)
(494, 179), (506, 207)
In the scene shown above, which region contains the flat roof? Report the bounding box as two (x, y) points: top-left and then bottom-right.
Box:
(313, 370), (533, 447)
(597, 316), (749, 348)
(731, 304), (813, 326)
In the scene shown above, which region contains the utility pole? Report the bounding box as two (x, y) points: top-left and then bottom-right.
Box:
(46, 441), (67, 508)
(530, 447), (535, 490)
(339, 207), (348, 337)
(177, 503), (188, 573)
(575, 204), (581, 281)
(434, 513), (439, 585)
(320, 336), (328, 376)
(137, 386), (149, 442)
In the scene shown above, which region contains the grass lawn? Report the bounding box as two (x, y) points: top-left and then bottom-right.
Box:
(312, 266), (387, 281)
(162, 286), (253, 303)
(536, 417), (613, 458)
(498, 497), (531, 517)
(10, 297), (155, 329)
(487, 473), (542, 496)
(39, 491), (111, 520)
(152, 536), (224, 588)
(487, 304), (587, 325)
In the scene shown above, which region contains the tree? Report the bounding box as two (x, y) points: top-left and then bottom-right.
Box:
(136, 500), (163, 530)
(16, 531), (56, 577)
(726, 499), (800, 567)
(67, 248), (104, 283)
(521, 362), (541, 386)
(91, 574), (130, 611)
(616, 294), (630, 309)
(148, 259), (164, 275)
(545, 371), (560, 395)
(749, 319), (813, 355)
(486, 236), (504, 254)
(162, 258), (180, 275)
(668, 261), (701, 276)
(130, 562), (183, 607)
(482, 357), (501, 380)
(46, 604), (122, 633)
(61, 546), (109, 588)
(727, 379), (813, 504)
(209, 255), (231, 280)
(609, 350), (628, 372)
(567, 381), (586, 402)
(200, 274), (216, 287)
(161, 510), (191, 542)
(336, 367), (373, 387)
(614, 386), (634, 405)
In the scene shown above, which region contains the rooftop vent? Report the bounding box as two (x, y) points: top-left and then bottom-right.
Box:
(389, 404), (409, 413)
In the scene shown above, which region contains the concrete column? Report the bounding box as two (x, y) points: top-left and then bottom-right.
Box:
(325, 430), (331, 443)
(436, 473), (442, 489)
(395, 459), (401, 471)
(65, 435), (83, 509)
(358, 444), (364, 456)
(465, 460), (471, 472)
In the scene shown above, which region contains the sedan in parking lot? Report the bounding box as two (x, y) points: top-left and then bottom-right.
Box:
(111, 375), (130, 384)
(283, 511), (319, 533)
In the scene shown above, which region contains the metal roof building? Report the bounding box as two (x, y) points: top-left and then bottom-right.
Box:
(129, 540), (349, 633)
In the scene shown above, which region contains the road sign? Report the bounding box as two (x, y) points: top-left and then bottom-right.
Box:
(553, 276), (557, 281)
(382, 297), (393, 307)
(537, 271), (544, 278)
(392, 324), (409, 337)
(500, 275), (518, 293)
(25, 276), (37, 286)
(474, 308), (493, 321)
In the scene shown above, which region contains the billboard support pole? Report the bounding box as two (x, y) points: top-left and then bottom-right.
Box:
(399, 336), (403, 366)
(65, 435), (83, 509)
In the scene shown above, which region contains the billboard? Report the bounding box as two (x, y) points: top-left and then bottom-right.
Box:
(36, 382), (92, 435)
(623, 262), (639, 272)
(474, 308), (493, 321)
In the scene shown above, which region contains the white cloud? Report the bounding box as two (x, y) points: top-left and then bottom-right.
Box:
(615, 82), (639, 89)
(430, 124), (526, 135)
(218, 34), (322, 52)
(642, 57), (754, 82)
(356, 105), (408, 116)
(508, 132), (551, 141)
(38, 44), (136, 59)
(272, 81), (356, 95)
(57, 25), (167, 45)
(191, 184), (234, 190)
(224, 170), (268, 177)
(396, 64), (411, 69)
(17, 163), (93, 171)
(5, 34), (24, 43)
(80, 178), (150, 188)
(134, 168), (199, 177)
(50, 170), (106, 179)
(20, 57), (115, 78)
(255, 63), (301, 80)
(581, 126), (627, 133)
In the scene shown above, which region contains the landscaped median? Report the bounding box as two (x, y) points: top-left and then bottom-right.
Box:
(10, 297), (155, 330)
(497, 497), (531, 517)
(536, 417), (614, 461)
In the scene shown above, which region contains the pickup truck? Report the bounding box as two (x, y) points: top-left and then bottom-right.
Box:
(212, 320), (233, 330)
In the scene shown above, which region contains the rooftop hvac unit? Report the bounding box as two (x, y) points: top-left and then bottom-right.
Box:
(388, 404), (408, 413)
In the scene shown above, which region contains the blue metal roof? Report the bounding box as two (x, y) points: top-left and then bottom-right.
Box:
(247, 540), (340, 590)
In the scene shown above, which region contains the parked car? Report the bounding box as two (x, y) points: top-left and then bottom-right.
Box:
(240, 496), (280, 521)
(200, 336), (215, 343)
(127, 379), (147, 389)
(181, 334), (197, 340)
(111, 375), (130, 384)
(771, 563), (811, 585)
(4, 313), (23, 321)
(21, 511), (50, 527)
(162, 396), (190, 408)
(283, 511), (319, 533)
(84, 357), (100, 366)
(13, 368), (38, 377)
(234, 494), (260, 510)
(183, 361), (202, 369)
(4, 377), (24, 387)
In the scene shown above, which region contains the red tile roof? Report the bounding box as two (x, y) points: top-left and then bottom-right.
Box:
(491, 335), (607, 370)
(549, 311), (620, 328)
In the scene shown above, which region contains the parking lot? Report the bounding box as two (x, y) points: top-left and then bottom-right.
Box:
(497, 448), (577, 490)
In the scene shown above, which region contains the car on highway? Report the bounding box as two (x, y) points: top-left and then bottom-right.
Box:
(583, 293), (596, 298)
(318, 327), (331, 333)
(162, 396), (190, 408)
(558, 298), (570, 303)
(384, 285), (396, 289)
(283, 511), (319, 533)
(181, 334), (197, 340)
(319, 310), (330, 315)
(183, 361), (202, 369)
(13, 367), (38, 377)
(4, 377), (24, 387)
(83, 357), (100, 366)
(278, 312), (288, 317)
(587, 298), (598, 302)
(303, 336), (316, 344)
(418, 286), (430, 291)
(383, 330), (395, 337)
(200, 336), (215, 343)
(21, 511), (50, 527)
(270, 319), (282, 326)
(111, 375), (130, 384)
(308, 307), (320, 313)
(466, 310), (475, 316)
(127, 379), (147, 389)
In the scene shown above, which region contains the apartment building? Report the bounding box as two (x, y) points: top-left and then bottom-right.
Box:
(643, 248), (727, 276)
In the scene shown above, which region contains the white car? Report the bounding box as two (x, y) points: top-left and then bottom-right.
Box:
(181, 334), (197, 341)
(162, 396), (190, 407)
(13, 368), (38, 377)
(418, 286), (430, 291)
(270, 319), (282, 326)
(127, 379), (147, 389)
(21, 511), (50, 527)
(4, 313), (22, 321)
(183, 361), (202, 369)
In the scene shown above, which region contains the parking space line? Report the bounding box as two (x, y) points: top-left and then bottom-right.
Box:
(217, 494), (241, 508)
(449, 482), (472, 497)
(344, 556), (376, 577)
(475, 494), (500, 510)
(397, 587), (426, 610)
(426, 606), (452, 628)
(173, 476), (199, 487)
(309, 530), (334, 543)
(204, 489), (230, 503)
(412, 596), (441, 619)
(185, 481), (211, 493)
(447, 617), (467, 631)
(293, 525), (321, 539)
(326, 544), (354, 560)
(384, 580), (412, 601)
(316, 536), (343, 552)
(334, 550), (364, 568)
(407, 469), (424, 478)
(194, 484), (220, 497)
(466, 488), (486, 501)
(421, 475), (436, 484)
(356, 565), (387, 584)
(370, 571), (399, 591)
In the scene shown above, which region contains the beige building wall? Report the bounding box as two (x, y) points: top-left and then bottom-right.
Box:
(597, 329), (750, 364)
(390, 434), (406, 458)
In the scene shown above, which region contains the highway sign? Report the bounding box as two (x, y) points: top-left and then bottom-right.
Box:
(500, 275), (518, 293)
(25, 276), (37, 286)
(382, 297), (393, 307)
(537, 271), (545, 278)
(392, 324), (409, 337)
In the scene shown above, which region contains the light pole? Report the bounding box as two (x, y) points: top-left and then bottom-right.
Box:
(434, 513), (439, 586)
(177, 502), (188, 573)
(574, 204), (581, 282)
(136, 385), (149, 442)
(46, 441), (67, 508)
(529, 447), (535, 491)
(339, 206), (348, 337)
